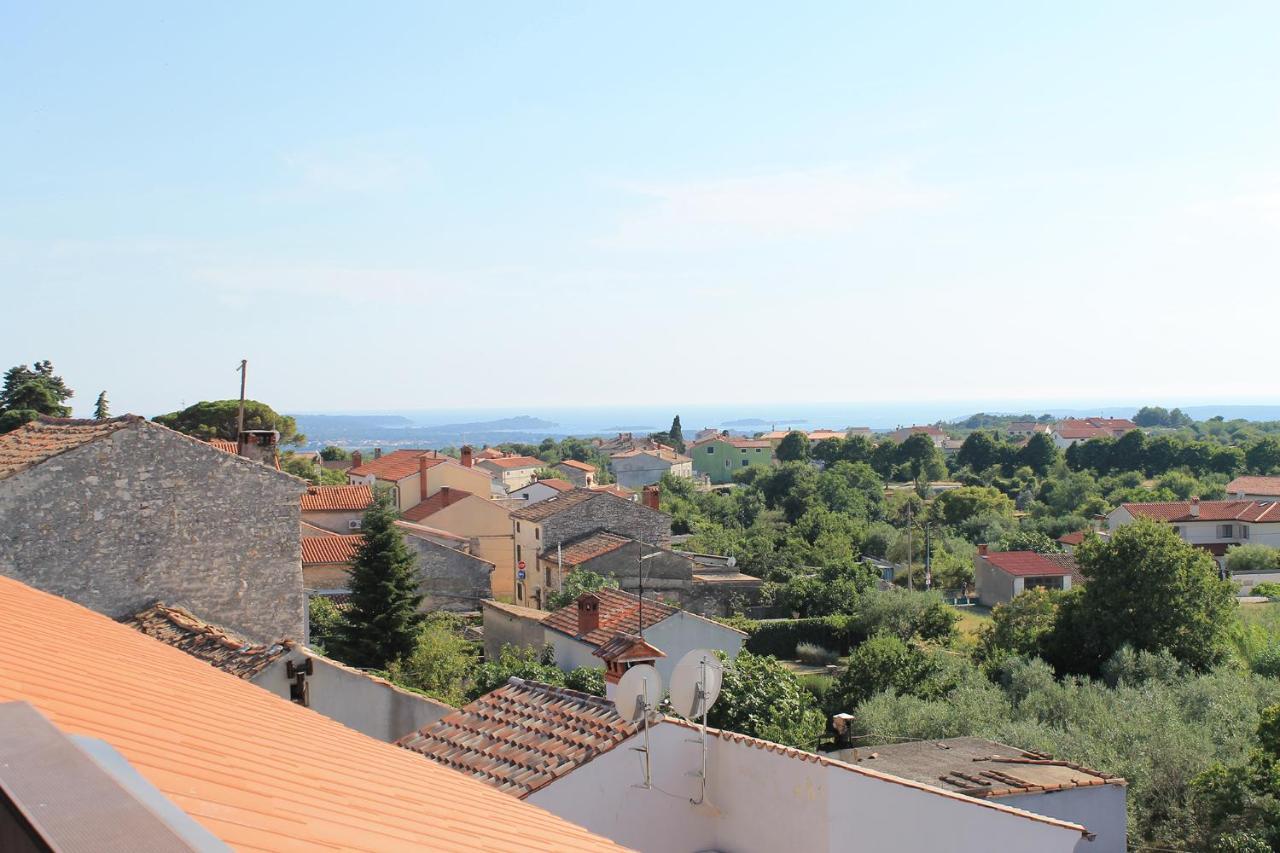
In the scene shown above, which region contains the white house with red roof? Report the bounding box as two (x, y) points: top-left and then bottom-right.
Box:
(888, 425), (948, 447)
(1051, 418), (1139, 449)
(1227, 476), (1280, 500)
(509, 477), (576, 505)
(974, 545), (1081, 607)
(476, 454), (545, 490)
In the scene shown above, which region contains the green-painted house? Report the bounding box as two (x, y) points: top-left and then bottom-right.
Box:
(690, 435), (775, 484)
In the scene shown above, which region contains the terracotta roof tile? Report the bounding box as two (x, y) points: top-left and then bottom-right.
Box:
(480, 455), (544, 470)
(402, 486), (474, 522)
(982, 551), (1079, 578)
(349, 449), (448, 481)
(301, 534), (364, 565)
(0, 415), (139, 480)
(510, 488), (601, 521)
(0, 576), (625, 852)
(591, 633), (666, 663)
(543, 589), (677, 647)
(1228, 476), (1280, 497)
(557, 459), (597, 472)
(397, 678), (639, 799)
(123, 602), (291, 678)
(300, 483), (374, 511)
(589, 483), (634, 498)
(207, 437), (239, 454)
(540, 531), (631, 566)
(535, 478), (576, 492)
(1122, 500), (1280, 523)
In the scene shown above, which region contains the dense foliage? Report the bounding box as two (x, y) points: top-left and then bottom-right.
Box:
(153, 399), (304, 444)
(705, 650), (825, 749)
(546, 568), (619, 610)
(0, 360), (74, 432)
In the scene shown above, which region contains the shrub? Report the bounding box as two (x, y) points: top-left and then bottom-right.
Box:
(745, 616), (859, 658)
(564, 666), (605, 696)
(850, 588), (959, 644)
(795, 642), (839, 666)
(1251, 581), (1280, 600)
(1227, 544), (1280, 575)
(709, 651), (826, 749)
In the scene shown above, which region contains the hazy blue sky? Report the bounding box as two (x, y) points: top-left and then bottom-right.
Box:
(4, 3), (1278, 417)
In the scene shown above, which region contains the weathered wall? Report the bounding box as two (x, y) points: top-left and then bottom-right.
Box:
(0, 422), (305, 642)
(303, 563), (351, 590)
(975, 558), (1016, 607)
(255, 648), (452, 742)
(542, 495), (671, 550)
(403, 533), (493, 611)
(300, 509), (363, 534)
(480, 600), (547, 660)
(997, 785), (1127, 853)
(425, 463), (492, 499)
(572, 542), (692, 594)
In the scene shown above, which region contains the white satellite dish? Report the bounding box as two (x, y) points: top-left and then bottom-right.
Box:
(669, 649), (723, 720)
(614, 663), (662, 723)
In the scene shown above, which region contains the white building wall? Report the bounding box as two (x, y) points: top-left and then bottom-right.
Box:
(643, 612), (745, 685)
(530, 723), (1086, 853)
(547, 632), (601, 673)
(997, 785), (1127, 853)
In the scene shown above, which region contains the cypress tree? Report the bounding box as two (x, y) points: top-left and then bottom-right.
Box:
(93, 391), (110, 420)
(329, 493), (424, 668)
(669, 415), (684, 452)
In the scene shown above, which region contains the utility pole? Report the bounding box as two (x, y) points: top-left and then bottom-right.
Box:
(236, 359), (247, 438)
(905, 501), (913, 592)
(924, 521), (932, 590)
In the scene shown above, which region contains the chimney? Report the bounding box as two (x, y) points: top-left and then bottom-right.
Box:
(374, 447), (382, 460)
(461, 445), (474, 468)
(351, 450), (362, 468)
(577, 593), (601, 637)
(1190, 496), (1200, 518)
(420, 455), (430, 502)
(642, 485), (660, 511)
(978, 544), (989, 557)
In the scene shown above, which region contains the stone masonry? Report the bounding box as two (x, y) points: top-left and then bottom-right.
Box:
(0, 419), (306, 641)
(541, 493), (671, 550)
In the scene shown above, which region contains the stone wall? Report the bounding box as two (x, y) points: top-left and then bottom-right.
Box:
(0, 421), (306, 642)
(404, 533), (493, 611)
(543, 494), (670, 549)
(573, 542), (691, 595)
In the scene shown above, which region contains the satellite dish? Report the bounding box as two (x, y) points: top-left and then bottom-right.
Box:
(614, 664), (662, 723)
(669, 649), (723, 719)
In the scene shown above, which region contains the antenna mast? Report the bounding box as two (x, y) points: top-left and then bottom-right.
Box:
(236, 359), (247, 437)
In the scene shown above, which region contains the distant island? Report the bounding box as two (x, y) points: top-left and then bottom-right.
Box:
(604, 425), (659, 432)
(418, 415), (559, 432)
(721, 417), (808, 427)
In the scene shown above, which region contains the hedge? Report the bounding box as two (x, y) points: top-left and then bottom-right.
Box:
(743, 616), (864, 659)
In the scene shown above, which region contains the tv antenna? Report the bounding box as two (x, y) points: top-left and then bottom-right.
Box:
(670, 649), (723, 805)
(614, 663), (662, 790)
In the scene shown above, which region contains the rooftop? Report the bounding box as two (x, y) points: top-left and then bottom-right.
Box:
(207, 437), (239, 454)
(301, 533), (364, 565)
(981, 550), (1079, 578)
(0, 415), (138, 480)
(0, 575), (622, 851)
(123, 602), (291, 678)
(518, 478), (575, 493)
(543, 588), (677, 646)
(1121, 499), (1280, 523)
(402, 485), (474, 522)
(348, 449), (450, 481)
(1228, 475), (1280, 497)
(588, 483), (634, 498)
(510, 488), (601, 521)
(836, 737), (1124, 799)
(540, 530), (632, 566)
(557, 459), (598, 472)
(397, 678), (640, 799)
(480, 455), (544, 470)
(300, 483), (374, 511)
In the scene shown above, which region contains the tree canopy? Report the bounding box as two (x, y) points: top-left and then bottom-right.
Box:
(153, 399), (304, 443)
(0, 360), (74, 432)
(706, 651), (825, 749)
(775, 430), (810, 462)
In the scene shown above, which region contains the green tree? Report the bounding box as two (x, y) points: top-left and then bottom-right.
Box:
(93, 391), (110, 420)
(319, 445), (350, 461)
(467, 644), (564, 700)
(1227, 545), (1280, 575)
(957, 431), (1000, 472)
(833, 634), (937, 709)
(564, 666), (605, 696)
(897, 434), (945, 490)
(930, 486), (1015, 528)
(668, 415), (685, 453)
(307, 596), (343, 653)
(1246, 438), (1280, 475)
(328, 494), (425, 669)
(1048, 519), (1236, 675)
(153, 399), (304, 444)
(708, 651), (825, 749)
(546, 569), (620, 610)
(776, 430), (810, 462)
(385, 614), (476, 706)
(0, 360), (74, 431)
(977, 588), (1062, 663)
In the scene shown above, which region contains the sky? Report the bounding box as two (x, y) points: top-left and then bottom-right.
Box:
(3, 3), (1279, 418)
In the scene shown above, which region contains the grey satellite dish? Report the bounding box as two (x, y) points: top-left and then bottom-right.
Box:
(614, 663), (662, 723)
(669, 649), (723, 720)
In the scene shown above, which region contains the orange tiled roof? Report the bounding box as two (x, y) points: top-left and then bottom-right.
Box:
(510, 488), (600, 521)
(543, 588), (677, 647)
(540, 531), (631, 566)
(1228, 476), (1280, 497)
(1122, 500), (1280, 523)
(480, 455), (544, 470)
(557, 459), (597, 472)
(349, 449), (448, 481)
(207, 437), (239, 454)
(591, 632), (666, 663)
(402, 486), (473, 522)
(397, 678), (639, 799)
(300, 483), (374, 511)
(0, 415), (138, 480)
(476, 447), (507, 459)
(301, 534), (364, 564)
(533, 478), (575, 492)
(0, 575), (625, 852)
(123, 602), (291, 678)
(982, 551), (1078, 578)
(589, 483), (634, 498)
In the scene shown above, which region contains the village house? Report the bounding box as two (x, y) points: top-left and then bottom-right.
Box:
(974, 545), (1081, 607)
(1108, 499), (1280, 589)
(0, 415), (306, 642)
(346, 446), (491, 511)
(125, 601), (451, 742)
(759, 428), (871, 446)
(1007, 421), (1054, 438)
(510, 477), (576, 505)
(1227, 475), (1280, 500)
(555, 457), (599, 487)
(509, 487), (671, 609)
(299, 483), (373, 532)
(301, 527), (364, 591)
(400, 486), (517, 599)
(397, 677), (1099, 853)
(475, 453), (545, 490)
(0, 575), (618, 851)
(1051, 417), (1139, 449)
(482, 589), (745, 685)
(609, 443), (693, 489)
(887, 425), (948, 447)
(834, 736), (1126, 852)
(590, 482), (636, 500)
(690, 434), (774, 484)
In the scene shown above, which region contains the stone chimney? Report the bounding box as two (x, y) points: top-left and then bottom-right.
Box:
(374, 447), (382, 460)
(1190, 496), (1200, 518)
(577, 593), (601, 637)
(237, 430), (279, 467)
(351, 450), (362, 469)
(642, 485), (660, 511)
(420, 455), (431, 502)
(461, 445), (473, 468)
(978, 543), (989, 557)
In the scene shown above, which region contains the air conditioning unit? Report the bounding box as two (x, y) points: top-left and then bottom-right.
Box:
(348, 520), (362, 530)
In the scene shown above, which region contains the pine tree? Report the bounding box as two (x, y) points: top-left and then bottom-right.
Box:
(93, 391), (110, 420)
(329, 493), (425, 668)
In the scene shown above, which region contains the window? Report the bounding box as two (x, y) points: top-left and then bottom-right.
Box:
(706, 446), (714, 454)
(1218, 524), (1235, 539)
(535, 528), (540, 540)
(724, 459), (731, 468)
(516, 522), (521, 533)
(517, 545), (522, 561)
(1242, 525), (1251, 539)
(545, 566), (552, 586)
(741, 459), (749, 467)
(740, 448), (746, 454)
(1024, 576), (1065, 591)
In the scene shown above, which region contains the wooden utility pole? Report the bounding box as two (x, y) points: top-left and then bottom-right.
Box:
(905, 501), (913, 592)
(236, 359), (247, 437)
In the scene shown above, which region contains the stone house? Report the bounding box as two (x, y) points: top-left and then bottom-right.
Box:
(346, 449), (491, 511)
(555, 458), (598, 487)
(0, 415), (306, 642)
(608, 445), (693, 489)
(509, 488), (671, 609)
(475, 454), (545, 491)
(401, 487), (516, 600)
(126, 601), (452, 742)
(300, 483), (373, 533)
